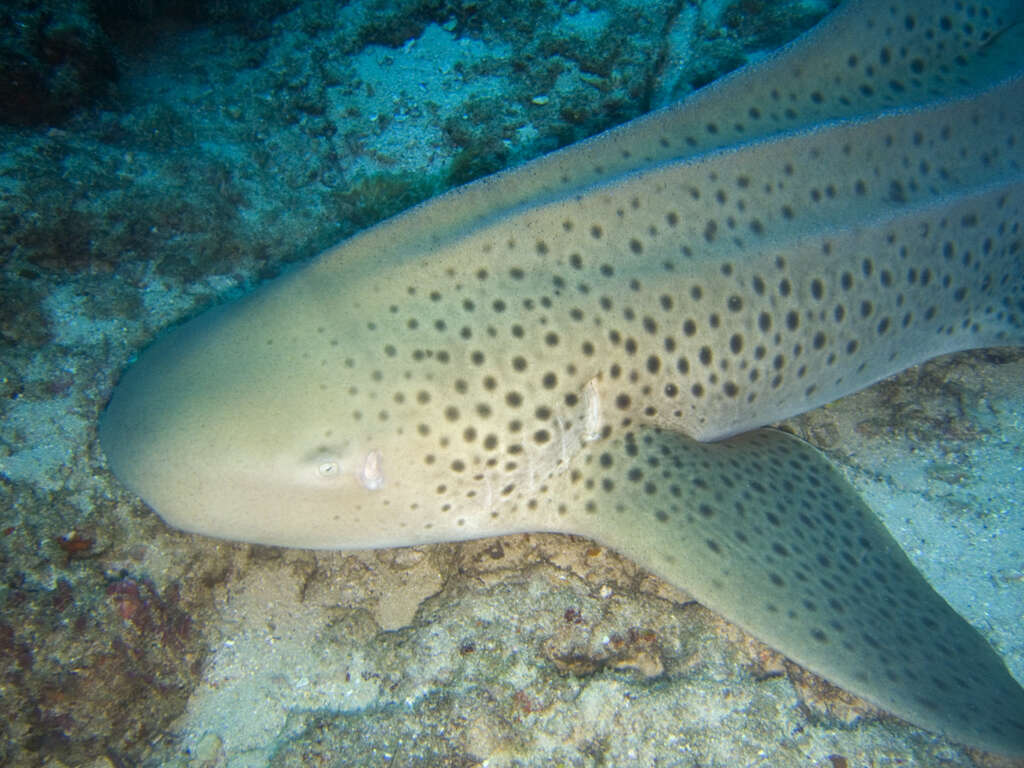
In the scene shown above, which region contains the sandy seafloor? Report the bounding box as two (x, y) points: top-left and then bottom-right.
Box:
(0, 0), (1022, 766)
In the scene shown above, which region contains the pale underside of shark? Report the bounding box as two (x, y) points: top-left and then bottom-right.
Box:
(100, 0), (1024, 756)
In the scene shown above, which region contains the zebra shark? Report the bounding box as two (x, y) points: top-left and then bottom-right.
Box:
(100, 0), (1024, 754)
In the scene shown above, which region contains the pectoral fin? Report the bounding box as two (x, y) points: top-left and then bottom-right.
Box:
(549, 426), (1024, 754)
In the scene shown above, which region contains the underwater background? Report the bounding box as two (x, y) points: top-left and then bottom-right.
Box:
(0, 0), (1022, 765)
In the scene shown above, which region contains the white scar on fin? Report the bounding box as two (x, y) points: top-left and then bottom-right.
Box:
(582, 379), (603, 443)
(100, 0), (1024, 756)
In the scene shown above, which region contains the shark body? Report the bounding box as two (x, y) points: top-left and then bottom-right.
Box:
(100, 0), (1024, 755)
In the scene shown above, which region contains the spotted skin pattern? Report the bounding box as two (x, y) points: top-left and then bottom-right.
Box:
(101, 0), (1024, 755)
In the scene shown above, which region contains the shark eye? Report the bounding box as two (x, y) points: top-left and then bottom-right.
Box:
(317, 461), (340, 477)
